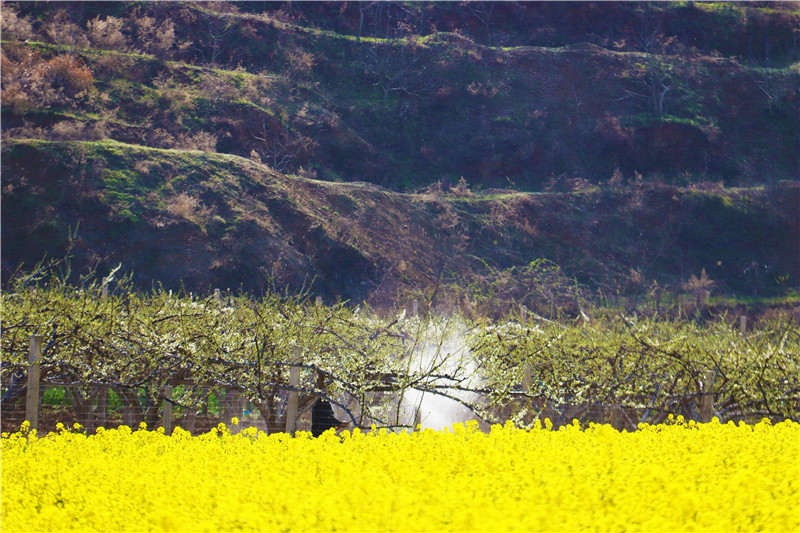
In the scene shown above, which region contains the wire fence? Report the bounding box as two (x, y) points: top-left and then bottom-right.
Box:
(2, 376), (720, 436)
(0, 381), (321, 436)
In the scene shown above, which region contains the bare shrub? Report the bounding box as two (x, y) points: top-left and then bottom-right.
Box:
(249, 149), (263, 164)
(166, 192), (212, 225)
(48, 120), (108, 141)
(176, 131), (217, 152)
(545, 174), (594, 193)
(43, 10), (90, 51)
(1, 4), (35, 41)
(146, 128), (175, 149)
(242, 73), (275, 107)
(152, 73), (190, 113)
(45, 55), (94, 94)
(198, 72), (237, 104)
(1, 51), (93, 113)
(452, 176), (474, 197)
(86, 16), (129, 51)
(132, 15), (176, 56)
(283, 42), (317, 79)
(133, 160), (159, 174)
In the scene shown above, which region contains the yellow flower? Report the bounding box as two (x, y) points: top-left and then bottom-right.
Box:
(1, 420), (797, 532)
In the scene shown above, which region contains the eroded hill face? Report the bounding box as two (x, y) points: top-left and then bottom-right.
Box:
(1, 2), (798, 306)
(1, 2), (798, 190)
(3, 139), (797, 308)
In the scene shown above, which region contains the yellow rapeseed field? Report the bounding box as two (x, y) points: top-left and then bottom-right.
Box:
(1, 417), (798, 532)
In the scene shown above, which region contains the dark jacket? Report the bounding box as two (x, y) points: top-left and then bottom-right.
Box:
(311, 398), (343, 437)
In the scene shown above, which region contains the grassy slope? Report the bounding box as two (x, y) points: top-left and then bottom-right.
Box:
(3, 139), (797, 306)
(2, 2), (799, 189)
(2, 2), (798, 305)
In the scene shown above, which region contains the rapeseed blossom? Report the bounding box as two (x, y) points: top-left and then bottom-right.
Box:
(2, 419), (798, 532)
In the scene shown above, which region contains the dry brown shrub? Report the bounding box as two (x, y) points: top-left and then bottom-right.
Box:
(176, 131), (218, 152)
(147, 128), (175, 149)
(43, 10), (90, 50)
(45, 55), (94, 94)
(166, 192), (212, 224)
(242, 74), (275, 107)
(1, 51), (94, 113)
(133, 160), (159, 174)
(249, 150), (263, 164)
(452, 176), (474, 197)
(132, 15), (176, 56)
(86, 16), (129, 51)
(199, 72), (237, 103)
(284, 42), (317, 78)
(48, 120), (108, 141)
(94, 52), (133, 77)
(545, 174), (594, 193)
(1, 4), (35, 41)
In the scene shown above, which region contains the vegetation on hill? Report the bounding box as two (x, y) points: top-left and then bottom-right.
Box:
(2, 138), (797, 309)
(2, 1), (798, 188)
(1, 1), (798, 306)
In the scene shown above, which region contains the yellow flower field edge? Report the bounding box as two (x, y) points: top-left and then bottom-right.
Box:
(2, 418), (798, 532)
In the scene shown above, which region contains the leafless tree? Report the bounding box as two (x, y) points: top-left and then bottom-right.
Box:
(192, 3), (237, 65)
(354, 1), (428, 103)
(620, 9), (679, 117)
(466, 1), (495, 45)
(248, 112), (307, 173)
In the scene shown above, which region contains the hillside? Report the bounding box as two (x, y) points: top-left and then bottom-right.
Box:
(1, 2), (799, 308)
(3, 138), (797, 310)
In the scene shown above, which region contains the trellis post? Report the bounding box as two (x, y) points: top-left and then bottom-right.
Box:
(214, 288), (221, 305)
(700, 370), (715, 423)
(25, 336), (43, 430)
(285, 346), (301, 435)
(96, 386), (109, 429)
(739, 315), (747, 335)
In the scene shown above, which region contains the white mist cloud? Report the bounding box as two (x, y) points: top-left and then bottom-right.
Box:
(397, 317), (482, 431)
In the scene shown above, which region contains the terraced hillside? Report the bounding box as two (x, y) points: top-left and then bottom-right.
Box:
(2, 2), (798, 306)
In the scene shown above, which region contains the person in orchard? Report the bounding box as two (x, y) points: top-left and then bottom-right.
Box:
(311, 370), (349, 437)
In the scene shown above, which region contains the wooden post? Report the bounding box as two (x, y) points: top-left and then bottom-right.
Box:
(315, 296), (323, 306)
(182, 409), (197, 434)
(521, 360), (532, 391)
(285, 346), (301, 435)
(700, 370), (714, 423)
(162, 386), (173, 435)
(101, 278), (108, 300)
(739, 315), (747, 335)
(520, 305), (527, 324)
(214, 288), (221, 305)
(608, 404), (622, 431)
(412, 299), (419, 317)
(122, 389), (138, 428)
(25, 336), (43, 430)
